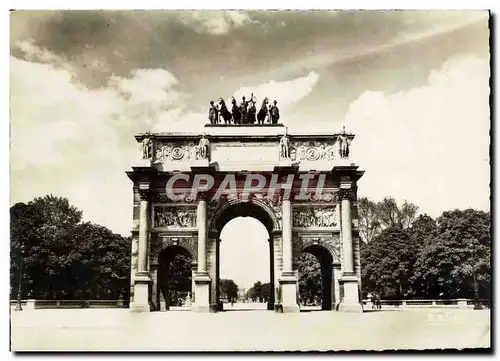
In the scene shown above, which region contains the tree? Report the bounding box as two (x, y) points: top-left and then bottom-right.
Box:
(246, 281), (263, 302)
(10, 202), (42, 298)
(377, 197), (418, 229)
(297, 252), (322, 305)
(413, 209), (490, 301)
(260, 282), (271, 303)
(220, 279), (239, 303)
(357, 198), (382, 243)
(10, 195), (131, 300)
(160, 249), (192, 306)
(357, 197), (419, 243)
(361, 226), (422, 299)
(72, 222), (131, 299)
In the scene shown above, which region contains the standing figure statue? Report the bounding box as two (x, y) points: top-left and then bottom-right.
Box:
(279, 133), (290, 159)
(257, 97), (269, 124)
(208, 100), (218, 125)
(247, 93), (257, 124)
(142, 132), (153, 160)
(270, 100), (280, 124)
(230, 96), (241, 124)
(239, 95), (248, 124)
(338, 126), (350, 158)
(198, 134), (210, 159)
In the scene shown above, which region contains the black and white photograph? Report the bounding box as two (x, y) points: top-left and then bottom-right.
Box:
(8, 8), (491, 352)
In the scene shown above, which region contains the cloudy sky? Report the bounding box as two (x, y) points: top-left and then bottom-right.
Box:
(10, 10), (490, 288)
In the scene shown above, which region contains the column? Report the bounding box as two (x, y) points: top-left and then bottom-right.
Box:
(268, 238), (275, 310)
(337, 186), (363, 313)
(193, 194), (212, 312)
(215, 238), (222, 311)
(341, 194), (354, 274)
(278, 198), (299, 313)
(130, 187), (153, 312)
(282, 199), (292, 272)
(197, 197), (207, 273)
(150, 267), (158, 311)
(190, 262), (197, 306)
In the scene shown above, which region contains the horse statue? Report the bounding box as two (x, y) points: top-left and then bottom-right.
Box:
(257, 97), (270, 124)
(230, 96), (241, 124)
(247, 98), (257, 124)
(217, 97), (233, 124)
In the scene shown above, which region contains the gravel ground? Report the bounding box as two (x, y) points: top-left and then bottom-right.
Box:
(10, 304), (491, 351)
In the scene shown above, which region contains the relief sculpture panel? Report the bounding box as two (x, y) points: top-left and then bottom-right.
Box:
(293, 234), (341, 263)
(153, 140), (204, 164)
(153, 206), (197, 228)
(290, 140), (338, 162)
(292, 207), (337, 227)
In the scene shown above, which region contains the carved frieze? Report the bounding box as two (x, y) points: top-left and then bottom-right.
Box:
(153, 192), (196, 203)
(207, 192), (282, 231)
(293, 234), (341, 263)
(153, 206), (197, 228)
(250, 192), (282, 222)
(290, 140), (338, 162)
(292, 207), (337, 228)
(153, 140), (205, 164)
(292, 191), (338, 203)
(152, 235), (198, 262)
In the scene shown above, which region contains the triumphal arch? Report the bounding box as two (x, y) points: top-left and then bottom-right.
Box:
(127, 120), (364, 313)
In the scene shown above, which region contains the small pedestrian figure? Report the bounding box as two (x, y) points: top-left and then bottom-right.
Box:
(368, 292), (376, 310)
(375, 293), (381, 310)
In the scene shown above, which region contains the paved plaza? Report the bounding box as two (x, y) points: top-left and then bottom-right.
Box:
(11, 304), (490, 351)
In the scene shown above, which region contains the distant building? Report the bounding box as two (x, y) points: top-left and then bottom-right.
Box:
(238, 288), (246, 301)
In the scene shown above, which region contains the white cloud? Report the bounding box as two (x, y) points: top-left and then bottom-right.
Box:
(10, 44), (189, 235)
(344, 54), (490, 216)
(111, 68), (179, 106)
(179, 11), (256, 35)
(232, 71), (320, 107)
(14, 39), (68, 68)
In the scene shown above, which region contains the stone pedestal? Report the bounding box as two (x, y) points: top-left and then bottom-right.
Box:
(130, 273), (152, 312)
(26, 299), (36, 311)
(338, 275), (363, 313)
(278, 198), (300, 313)
(457, 298), (468, 309)
(279, 272), (300, 313)
(192, 273), (212, 312)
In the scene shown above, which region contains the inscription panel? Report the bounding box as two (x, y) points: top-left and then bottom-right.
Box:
(211, 142), (279, 162)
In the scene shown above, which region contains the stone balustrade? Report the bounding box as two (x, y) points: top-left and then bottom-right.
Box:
(361, 298), (490, 309)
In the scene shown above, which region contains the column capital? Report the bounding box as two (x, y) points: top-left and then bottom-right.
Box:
(137, 183), (151, 201)
(338, 188), (353, 201)
(196, 192), (209, 202)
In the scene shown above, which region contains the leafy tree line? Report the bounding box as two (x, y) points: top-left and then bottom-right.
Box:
(10, 194), (490, 305)
(10, 195), (131, 300)
(246, 281), (271, 302)
(357, 196), (419, 243)
(219, 279), (239, 303)
(359, 198), (491, 300)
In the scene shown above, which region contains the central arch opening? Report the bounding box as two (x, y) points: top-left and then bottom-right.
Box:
(214, 201), (276, 312)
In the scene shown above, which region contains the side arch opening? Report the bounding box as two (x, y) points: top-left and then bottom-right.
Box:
(298, 245), (334, 311)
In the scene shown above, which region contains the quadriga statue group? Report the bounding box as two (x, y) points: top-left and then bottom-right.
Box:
(209, 93), (280, 125)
